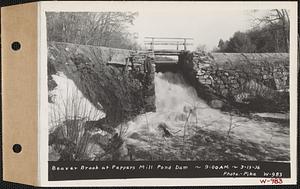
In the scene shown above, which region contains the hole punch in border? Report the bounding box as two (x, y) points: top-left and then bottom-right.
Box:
(12, 144), (22, 153)
(11, 41), (21, 51)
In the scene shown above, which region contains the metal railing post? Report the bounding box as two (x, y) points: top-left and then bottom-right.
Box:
(151, 38), (154, 51)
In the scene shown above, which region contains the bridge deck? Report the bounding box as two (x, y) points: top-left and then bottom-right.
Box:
(153, 50), (182, 56)
(154, 60), (178, 64)
(108, 49), (183, 67)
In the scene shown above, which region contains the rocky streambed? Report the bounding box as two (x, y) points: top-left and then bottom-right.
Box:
(119, 72), (290, 161)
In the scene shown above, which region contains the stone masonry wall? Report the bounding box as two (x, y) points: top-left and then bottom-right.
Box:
(48, 42), (155, 127)
(179, 51), (289, 112)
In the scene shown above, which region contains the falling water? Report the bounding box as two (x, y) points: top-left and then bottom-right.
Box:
(120, 72), (290, 161)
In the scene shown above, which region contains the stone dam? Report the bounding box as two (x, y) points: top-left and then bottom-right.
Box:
(48, 42), (289, 129)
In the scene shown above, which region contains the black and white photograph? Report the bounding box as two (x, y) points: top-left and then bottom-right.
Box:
(46, 4), (292, 180)
(1, 1), (297, 187)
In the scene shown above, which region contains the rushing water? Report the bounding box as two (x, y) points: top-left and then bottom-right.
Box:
(49, 71), (290, 161)
(120, 72), (290, 161)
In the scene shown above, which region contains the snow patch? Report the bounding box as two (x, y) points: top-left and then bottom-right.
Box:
(48, 72), (105, 130)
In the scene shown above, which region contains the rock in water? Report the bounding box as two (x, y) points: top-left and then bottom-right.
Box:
(158, 122), (172, 138)
(209, 99), (224, 109)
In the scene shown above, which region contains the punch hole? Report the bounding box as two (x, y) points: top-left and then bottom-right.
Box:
(11, 41), (21, 51)
(12, 144), (22, 153)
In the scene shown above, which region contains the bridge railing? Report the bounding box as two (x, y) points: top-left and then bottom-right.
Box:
(144, 37), (193, 51)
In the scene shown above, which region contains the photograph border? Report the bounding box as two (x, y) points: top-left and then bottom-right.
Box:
(39, 1), (298, 186)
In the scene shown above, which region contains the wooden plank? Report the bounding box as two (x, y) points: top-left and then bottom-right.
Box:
(145, 37), (193, 40)
(155, 60), (178, 64)
(154, 49), (182, 52)
(145, 42), (193, 46)
(154, 52), (181, 56)
(144, 40), (193, 43)
(107, 61), (126, 66)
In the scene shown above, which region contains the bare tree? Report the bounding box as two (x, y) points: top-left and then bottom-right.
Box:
(252, 9), (290, 52)
(46, 12), (139, 49)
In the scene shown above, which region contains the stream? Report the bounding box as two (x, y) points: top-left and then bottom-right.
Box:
(120, 72), (290, 161)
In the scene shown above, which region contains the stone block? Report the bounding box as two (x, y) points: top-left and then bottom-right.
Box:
(209, 99), (224, 109)
(239, 78), (246, 84)
(232, 84), (239, 88)
(230, 79), (237, 84)
(221, 89), (229, 96)
(205, 79), (212, 85)
(198, 78), (206, 83)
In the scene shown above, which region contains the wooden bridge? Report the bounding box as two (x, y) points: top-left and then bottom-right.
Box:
(144, 37), (193, 51)
(107, 37), (193, 71)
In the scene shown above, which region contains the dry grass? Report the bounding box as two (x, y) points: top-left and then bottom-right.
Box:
(49, 75), (105, 161)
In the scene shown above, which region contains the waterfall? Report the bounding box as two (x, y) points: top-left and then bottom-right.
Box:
(119, 72), (289, 161)
(123, 72), (226, 136)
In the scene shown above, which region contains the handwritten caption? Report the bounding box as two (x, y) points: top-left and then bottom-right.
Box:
(48, 161), (290, 181)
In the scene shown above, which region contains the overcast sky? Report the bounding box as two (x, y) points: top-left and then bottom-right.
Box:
(128, 10), (261, 51)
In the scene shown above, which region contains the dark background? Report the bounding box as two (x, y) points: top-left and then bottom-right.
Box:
(0, 0), (298, 188)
